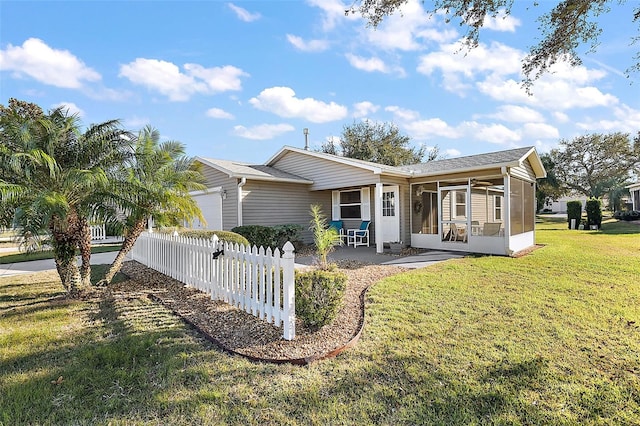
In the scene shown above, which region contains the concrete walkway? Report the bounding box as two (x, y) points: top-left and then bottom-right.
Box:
(0, 251), (120, 277)
(0, 243), (466, 278)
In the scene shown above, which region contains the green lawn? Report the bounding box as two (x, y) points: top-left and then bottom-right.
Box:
(1, 218), (638, 425)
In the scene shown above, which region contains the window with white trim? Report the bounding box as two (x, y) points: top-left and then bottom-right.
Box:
(494, 195), (502, 221)
(382, 191), (395, 217)
(339, 190), (362, 219)
(454, 191), (466, 219)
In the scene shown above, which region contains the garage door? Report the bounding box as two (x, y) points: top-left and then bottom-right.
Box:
(192, 191), (223, 230)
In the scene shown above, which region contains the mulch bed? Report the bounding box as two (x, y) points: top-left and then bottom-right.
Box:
(111, 260), (406, 364)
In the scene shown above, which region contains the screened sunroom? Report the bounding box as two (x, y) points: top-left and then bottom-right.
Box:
(406, 148), (544, 256)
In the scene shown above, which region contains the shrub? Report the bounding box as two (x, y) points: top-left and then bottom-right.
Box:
(295, 269), (347, 330)
(232, 224), (303, 250)
(585, 198), (603, 229)
(158, 228), (249, 246)
(231, 225), (275, 248)
(619, 210), (640, 221)
(566, 201), (582, 229)
(271, 224), (304, 250)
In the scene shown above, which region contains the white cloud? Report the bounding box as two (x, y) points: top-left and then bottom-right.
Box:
(232, 123), (294, 140)
(482, 9), (520, 32)
(445, 148), (462, 157)
(344, 54), (407, 77)
(576, 104), (640, 133)
(418, 40), (522, 79)
(286, 35), (329, 52)
(0, 38), (100, 88)
(520, 122), (560, 139)
(353, 101), (379, 118)
(468, 122), (521, 144)
(206, 107), (234, 120)
(345, 53), (388, 73)
(404, 118), (461, 139)
(119, 59), (248, 101)
(553, 112), (570, 123)
(124, 116), (151, 129)
(52, 102), (84, 117)
(249, 86), (348, 123)
(363, 0), (458, 51)
(307, 0), (358, 31)
(482, 105), (545, 123)
(385, 105), (420, 121)
(227, 3), (261, 22)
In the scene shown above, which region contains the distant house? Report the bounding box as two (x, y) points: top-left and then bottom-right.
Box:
(629, 183), (640, 211)
(191, 145), (546, 256)
(545, 196), (587, 213)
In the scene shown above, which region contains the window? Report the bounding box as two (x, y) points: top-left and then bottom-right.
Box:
(455, 191), (466, 219)
(382, 191), (395, 217)
(494, 195), (502, 221)
(340, 190), (361, 219)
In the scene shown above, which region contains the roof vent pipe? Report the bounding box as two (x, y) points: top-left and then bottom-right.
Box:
(303, 128), (309, 150)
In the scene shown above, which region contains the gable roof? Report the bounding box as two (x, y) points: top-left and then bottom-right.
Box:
(401, 146), (546, 179)
(265, 146), (411, 177)
(196, 157), (313, 184)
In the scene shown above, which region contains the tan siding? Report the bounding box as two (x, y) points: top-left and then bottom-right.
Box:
(510, 160), (537, 182)
(199, 166), (238, 230)
(242, 181), (314, 242)
(272, 151), (381, 190)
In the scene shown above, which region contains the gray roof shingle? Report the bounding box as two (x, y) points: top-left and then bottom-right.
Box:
(400, 147), (534, 176)
(197, 157), (313, 183)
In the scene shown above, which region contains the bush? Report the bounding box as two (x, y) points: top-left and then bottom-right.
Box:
(271, 224), (304, 250)
(585, 198), (603, 229)
(231, 224), (302, 249)
(566, 201), (583, 229)
(618, 210), (640, 221)
(295, 269), (347, 330)
(158, 228), (249, 246)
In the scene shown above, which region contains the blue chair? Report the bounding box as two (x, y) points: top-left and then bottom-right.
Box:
(328, 220), (345, 243)
(347, 220), (370, 247)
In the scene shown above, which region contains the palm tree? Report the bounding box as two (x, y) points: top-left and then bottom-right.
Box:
(0, 102), (132, 293)
(99, 126), (206, 285)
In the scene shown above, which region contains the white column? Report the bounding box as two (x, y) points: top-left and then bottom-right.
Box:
(375, 182), (384, 254)
(503, 173), (511, 255)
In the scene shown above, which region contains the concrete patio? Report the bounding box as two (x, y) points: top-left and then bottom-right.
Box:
(294, 246), (468, 269)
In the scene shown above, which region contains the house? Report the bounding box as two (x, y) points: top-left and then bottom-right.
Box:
(191, 145), (546, 256)
(544, 195), (587, 213)
(628, 182), (640, 211)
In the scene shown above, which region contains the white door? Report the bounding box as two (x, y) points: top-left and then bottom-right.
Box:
(193, 191), (223, 230)
(381, 185), (400, 242)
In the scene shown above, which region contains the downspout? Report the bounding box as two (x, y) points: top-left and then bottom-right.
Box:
(237, 177), (246, 227)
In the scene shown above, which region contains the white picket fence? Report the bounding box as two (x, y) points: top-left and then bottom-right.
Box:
(90, 224), (106, 240)
(129, 231), (296, 340)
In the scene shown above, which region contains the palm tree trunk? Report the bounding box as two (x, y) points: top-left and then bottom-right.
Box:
(78, 217), (92, 288)
(100, 218), (147, 286)
(50, 212), (88, 295)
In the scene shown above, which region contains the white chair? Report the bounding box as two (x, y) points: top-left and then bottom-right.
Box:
(448, 223), (467, 242)
(346, 220), (370, 247)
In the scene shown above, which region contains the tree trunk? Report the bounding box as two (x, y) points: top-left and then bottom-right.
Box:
(78, 217), (92, 288)
(50, 211), (88, 295)
(99, 218), (147, 286)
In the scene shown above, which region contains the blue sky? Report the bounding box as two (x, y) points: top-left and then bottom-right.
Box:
(1, 0), (638, 164)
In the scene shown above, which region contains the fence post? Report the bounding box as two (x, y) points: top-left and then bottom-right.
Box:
(281, 241), (295, 340)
